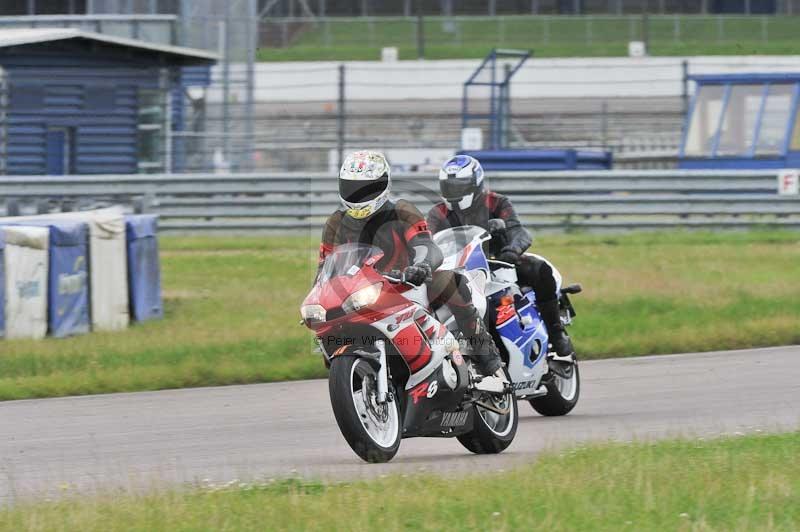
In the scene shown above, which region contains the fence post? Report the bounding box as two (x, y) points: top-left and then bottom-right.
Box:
(641, 11), (649, 50)
(586, 17), (592, 45)
(601, 100), (608, 149)
(416, 0), (425, 59)
(673, 14), (680, 43)
(337, 64), (346, 171)
(681, 59), (689, 116)
(543, 16), (550, 45)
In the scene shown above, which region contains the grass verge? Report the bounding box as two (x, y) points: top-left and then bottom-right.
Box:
(257, 16), (800, 61)
(0, 230), (798, 401)
(2, 432), (798, 531)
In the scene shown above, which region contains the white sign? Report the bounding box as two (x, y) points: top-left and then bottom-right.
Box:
(778, 169), (799, 195)
(628, 41), (647, 57)
(381, 47), (398, 62)
(461, 128), (483, 151)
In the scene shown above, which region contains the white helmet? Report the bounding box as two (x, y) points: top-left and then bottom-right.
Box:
(438, 155), (485, 211)
(338, 150), (391, 220)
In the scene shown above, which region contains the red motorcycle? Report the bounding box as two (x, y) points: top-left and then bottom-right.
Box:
(301, 242), (517, 463)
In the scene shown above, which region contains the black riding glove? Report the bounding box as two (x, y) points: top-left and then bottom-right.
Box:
(497, 246), (521, 264)
(402, 263), (432, 286)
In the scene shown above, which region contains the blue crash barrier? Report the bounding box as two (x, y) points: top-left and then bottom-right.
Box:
(0, 229), (5, 338)
(126, 215), (163, 322)
(458, 149), (613, 171)
(0, 220), (90, 338)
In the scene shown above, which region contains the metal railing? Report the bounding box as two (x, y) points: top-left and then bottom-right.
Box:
(1, 170), (798, 232)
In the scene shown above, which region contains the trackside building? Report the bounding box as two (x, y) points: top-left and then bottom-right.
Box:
(0, 28), (216, 175)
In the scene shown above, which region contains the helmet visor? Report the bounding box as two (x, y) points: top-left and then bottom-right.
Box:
(339, 175), (389, 204)
(440, 178), (476, 201)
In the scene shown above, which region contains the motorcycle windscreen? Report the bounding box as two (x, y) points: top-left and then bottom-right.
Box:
(318, 243), (384, 283)
(433, 226), (489, 271)
(126, 215), (163, 322)
(3, 226), (49, 340)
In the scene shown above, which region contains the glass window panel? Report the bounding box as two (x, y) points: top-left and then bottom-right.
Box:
(791, 101), (800, 151)
(684, 85), (725, 157)
(755, 85), (794, 156)
(716, 85), (764, 157)
(138, 89), (164, 172)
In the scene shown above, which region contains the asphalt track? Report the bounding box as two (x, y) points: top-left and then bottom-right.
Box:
(2, 346), (798, 504)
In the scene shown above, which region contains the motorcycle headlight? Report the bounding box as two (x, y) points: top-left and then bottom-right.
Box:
(300, 304), (326, 324)
(342, 282), (382, 314)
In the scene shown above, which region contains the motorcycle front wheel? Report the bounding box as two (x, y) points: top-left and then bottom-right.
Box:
(457, 367), (518, 454)
(328, 356), (401, 463)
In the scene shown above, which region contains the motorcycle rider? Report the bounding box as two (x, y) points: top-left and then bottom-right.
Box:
(317, 150), (505, 379)
(426, 155), (576, 362)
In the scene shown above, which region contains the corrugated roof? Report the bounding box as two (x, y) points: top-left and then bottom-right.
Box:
(0, 28), (218, 62)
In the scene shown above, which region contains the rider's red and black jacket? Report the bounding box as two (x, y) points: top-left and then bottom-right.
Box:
(319, 199), (443, 273)
(427, 189), (532, 257)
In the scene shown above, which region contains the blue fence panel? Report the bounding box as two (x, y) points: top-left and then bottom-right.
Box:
(0, 230), (5, 338)
(126, 215), (163, 322)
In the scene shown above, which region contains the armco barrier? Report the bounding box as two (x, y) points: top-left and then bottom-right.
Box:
(1, 170), (799, 231)
(126, 215), (163, 322)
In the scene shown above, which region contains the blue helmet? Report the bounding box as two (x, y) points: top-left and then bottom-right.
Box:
(438, 155), (485, 210)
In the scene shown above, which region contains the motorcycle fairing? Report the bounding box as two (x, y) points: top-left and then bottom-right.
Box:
(493, 291), (549, 395)
(437, 227), (551, 398)
(400, 358), (473, 439)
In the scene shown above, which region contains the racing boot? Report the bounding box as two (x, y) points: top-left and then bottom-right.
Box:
(538, 299), (576, 378)
(450, 303), (504, 379)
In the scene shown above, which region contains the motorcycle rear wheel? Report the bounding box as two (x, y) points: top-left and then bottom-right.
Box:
(457, 368), (518, 454)
(329, 356), (401, 463)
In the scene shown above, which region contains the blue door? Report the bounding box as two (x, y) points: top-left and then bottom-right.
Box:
(45, 128), (72, 175)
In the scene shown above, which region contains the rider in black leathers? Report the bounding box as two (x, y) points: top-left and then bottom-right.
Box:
(427, 155), (576, 362)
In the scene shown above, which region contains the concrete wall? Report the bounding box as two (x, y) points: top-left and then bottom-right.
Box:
(209, 55), (800, 104)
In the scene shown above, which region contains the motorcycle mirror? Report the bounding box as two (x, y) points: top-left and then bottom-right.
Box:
(488, 218), (506, 232)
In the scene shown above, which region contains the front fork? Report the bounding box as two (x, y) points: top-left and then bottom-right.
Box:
(376, 339), (389, 404)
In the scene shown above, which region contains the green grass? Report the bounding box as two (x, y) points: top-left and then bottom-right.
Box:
(3, 432), (798, 530)
(0, 229), (798, 401)
(258, 15), (800, 61)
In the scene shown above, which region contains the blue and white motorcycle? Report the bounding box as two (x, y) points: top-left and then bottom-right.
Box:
(432, 222), (581, 416)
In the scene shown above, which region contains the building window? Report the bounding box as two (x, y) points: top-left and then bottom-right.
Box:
(754, 84), (794, 156)
(684, 85), (725, 157)
(791, 101), (800, 151)
(137, 89), (166, 173)
(716, 84), (763, 157)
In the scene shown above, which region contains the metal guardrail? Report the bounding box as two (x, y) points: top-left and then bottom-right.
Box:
(1, 170), (798, 232)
